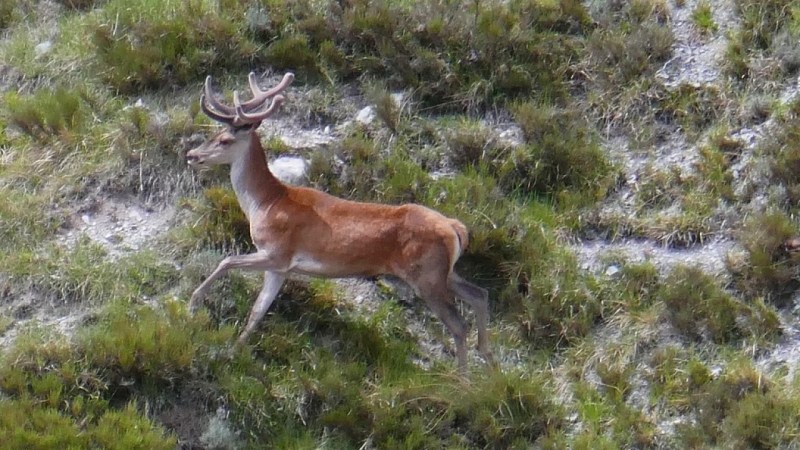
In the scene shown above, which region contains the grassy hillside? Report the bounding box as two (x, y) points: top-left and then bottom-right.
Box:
(3, 0), (800, 448)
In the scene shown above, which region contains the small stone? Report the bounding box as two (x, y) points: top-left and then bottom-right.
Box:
(356, 106), (376, 124)
(605, 265), (621, 277)
(128, 209), (143, 222)
(269, 156), (308, 185)
(34, 41), (53, 58)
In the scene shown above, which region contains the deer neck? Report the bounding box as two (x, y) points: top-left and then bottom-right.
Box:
(230, 132), (286, 220)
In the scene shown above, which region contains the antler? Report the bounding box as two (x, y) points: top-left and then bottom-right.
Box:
(200, 72), (294, 127)
(234, 91), (286, 124)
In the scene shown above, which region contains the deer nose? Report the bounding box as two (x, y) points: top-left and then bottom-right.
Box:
(186, 153), (202, 165)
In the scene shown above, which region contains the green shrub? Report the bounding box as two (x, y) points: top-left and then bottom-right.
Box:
(659, 265), (742, 343)
(0, 0), (19, 29)
(182, 186), (253, 253)
(4, 87), (88, 141)
(444, 118), (495, 170)
(683, 360), (768, 445)
(55, 0), (98, 9)
(2, 241), (178, 305)
(264, 33), (319, 76)
(90, 0), (258, 93)
(726, 0), (800, 80)
(760, 114), (800, 204)
(660, 83), (729, 139)
(730, 211), (799, 302)
(371, 370), (565, 448)
(692, 1), (718, 34)
(720, 389), (800, 449)
(502, 102), (617, 200)
(0, 299), (235, 449)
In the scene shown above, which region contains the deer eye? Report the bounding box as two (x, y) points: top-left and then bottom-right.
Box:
(219, 135), (236, 145)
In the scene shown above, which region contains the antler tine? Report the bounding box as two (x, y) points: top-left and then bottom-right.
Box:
(200, 93), (237, 126)
(234, 93), (286, 125)
(240, 72), (295, 110)
(200, 76), (238, 125)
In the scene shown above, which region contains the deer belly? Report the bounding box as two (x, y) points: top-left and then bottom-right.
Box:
(288, 252), (381, 278)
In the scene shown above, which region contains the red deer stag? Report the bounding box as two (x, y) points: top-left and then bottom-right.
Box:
(185, 71), (493, 371)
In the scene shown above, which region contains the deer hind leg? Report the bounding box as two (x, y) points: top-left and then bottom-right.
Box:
(410, 272), (469, 373)
(235, 271), (286, 347)
(449, 273), (495, 366)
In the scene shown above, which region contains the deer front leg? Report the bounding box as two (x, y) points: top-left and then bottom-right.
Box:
(235, 271), (286, 347)
(189, 251), (286, 313)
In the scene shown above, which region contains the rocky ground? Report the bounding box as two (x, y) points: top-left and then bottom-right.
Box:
(4, 0), (800, 446)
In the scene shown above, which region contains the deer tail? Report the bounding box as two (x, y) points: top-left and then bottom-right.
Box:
(450, 220), (469, 263)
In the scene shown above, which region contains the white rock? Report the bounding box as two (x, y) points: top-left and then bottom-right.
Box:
(34, 41), (53, 58)
(356, 106), (376, 124)
(390, 92), (405, 106)
(128, 209), (143, 222)
(269, 156), (308, 185)
(605, 265), (621, 277)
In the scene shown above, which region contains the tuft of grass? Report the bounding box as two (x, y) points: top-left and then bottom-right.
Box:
(264, 33), (319, 77)
(0, 189), (62, 251)
(683, 359), (769, 445)
(695, 141), (735, 201)
(692, 1), (718, 34)
(365, 83), (403, 134)
(635, 165), (683, 210)
(725, 0), (800, 80)
(89, 0), (259, 93)
(1, 240), (179, 305)
(0, 397), (177, 449)
(659, 265), (780, 343)
(660, 83), (729, 140)
(178, 186), (253, 254)
(648, 346), (710, 412)
(730, 211), (799, 302)
(571, 380), (657, 448)
(370, 370), (565, 448)
(326, 0), (588, 110)
(758, 111), (800, 205)
(0, 299), (232, 449)
(4, 87), (89, 142)
(0, 0), (20, 29)
(444, 118), (495, 171)
(735, 0), (794, 51)
(54, 0), (97, 9)
(586, 0), (673, 125)
(503, 101), (618, 202)
(720, 388), (800, 449)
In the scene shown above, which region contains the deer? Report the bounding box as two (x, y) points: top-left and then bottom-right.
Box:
(185, 71), (494, 372)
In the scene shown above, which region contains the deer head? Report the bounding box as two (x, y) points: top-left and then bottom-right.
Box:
(186, 72), (294, 167)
